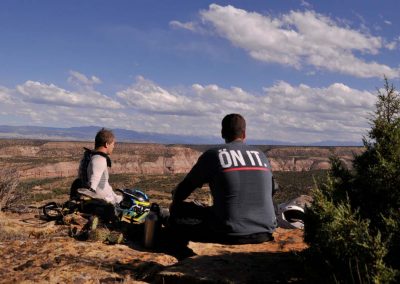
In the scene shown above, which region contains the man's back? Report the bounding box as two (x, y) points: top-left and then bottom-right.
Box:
(210, 142), (276, 235)
(181, 141), (277, 236)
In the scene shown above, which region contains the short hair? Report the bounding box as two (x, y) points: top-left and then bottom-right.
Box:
(95, 128), (115, 148)
(221, 113), (246, 142)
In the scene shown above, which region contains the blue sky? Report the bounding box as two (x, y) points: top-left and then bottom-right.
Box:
(0, 0), (399, 143)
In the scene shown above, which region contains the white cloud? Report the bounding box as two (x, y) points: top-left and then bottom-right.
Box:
(191, 83), (255, 113)
(1, 75), (380, 143)
(300, 0), (311, 7)
(263, 81), (374, 115)
(256, 81), (376, 141)
(198, 4), (400, 78)
(169, 20), (196, 32)
(386, 41), (397, 50)
(115, 76), (376, 142)
(384, 20), (392, 25)
(16, 80), (122, 109)
(117, 76), (257, 116)
(169, 20), (209, 36)
(116, 76), (197, 115)
(0, 86), (16, 104)
(68, 70), (102, 87)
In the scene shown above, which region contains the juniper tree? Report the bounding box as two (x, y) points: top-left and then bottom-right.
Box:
(304, 78), (400, 283)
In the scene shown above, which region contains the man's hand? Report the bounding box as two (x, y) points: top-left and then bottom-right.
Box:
(169, 189), (178, 215)
(169, 200), (177, 216)
(169, 199), (184, 218)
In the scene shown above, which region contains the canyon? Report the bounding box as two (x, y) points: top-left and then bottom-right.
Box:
(0, 140), (364, 179)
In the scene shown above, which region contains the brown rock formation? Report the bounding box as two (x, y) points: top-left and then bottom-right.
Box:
(157, 228), (307, 283)
(1, 211), (306, 283)
(0, 140), (364, 179)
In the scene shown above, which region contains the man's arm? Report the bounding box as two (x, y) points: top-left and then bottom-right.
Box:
(172, 150), (217, 203)
(88, 155), (107, 191)
(172, 177), (199, 203)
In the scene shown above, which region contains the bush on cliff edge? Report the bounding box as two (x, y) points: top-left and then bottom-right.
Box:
(0, 168), (21, 211)
(304, 78), (400, 283)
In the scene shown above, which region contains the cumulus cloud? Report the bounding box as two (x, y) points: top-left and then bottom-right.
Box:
(191, 83), (255, 114)
(116, 76), (197, 115)
(114, 76), (376, 142)
(117, 76), (257, 116)
(16, 80), (122, 109)
(261, 81), (375, 137)
(1, 74), (380, 143)
(198, 4), (399, 78)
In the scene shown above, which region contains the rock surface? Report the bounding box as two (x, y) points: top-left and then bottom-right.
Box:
(157, 228), (307, 284)
(0, 211), (307, 283)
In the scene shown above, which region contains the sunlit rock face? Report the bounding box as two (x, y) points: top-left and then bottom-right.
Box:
(0, 141), (364, 179)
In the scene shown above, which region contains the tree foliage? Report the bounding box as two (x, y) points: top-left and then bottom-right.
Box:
(304, 78), (400, 283)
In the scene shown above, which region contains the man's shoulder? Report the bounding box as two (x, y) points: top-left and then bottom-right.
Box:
(201, 144), (226, 155)
(90, 153), (107, 163)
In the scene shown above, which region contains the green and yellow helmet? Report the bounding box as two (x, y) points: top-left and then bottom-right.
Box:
(118, 188), (151, 223)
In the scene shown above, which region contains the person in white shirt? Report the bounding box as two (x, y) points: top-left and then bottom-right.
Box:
(86, 128), (122, 205)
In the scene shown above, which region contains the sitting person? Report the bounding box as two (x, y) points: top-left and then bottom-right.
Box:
(168, 113), (277, 244)
(73, 128), (123, 222)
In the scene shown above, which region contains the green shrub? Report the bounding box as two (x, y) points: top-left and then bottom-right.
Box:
(304, 78), (400, 283)
(305, 180), (396, 283)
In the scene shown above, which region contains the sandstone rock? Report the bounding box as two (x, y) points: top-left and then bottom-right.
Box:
(0, 145), (41, 157)
(2, 212), (308, 283)
(2, 142), (364, 179)
(156, 228), (307, 283)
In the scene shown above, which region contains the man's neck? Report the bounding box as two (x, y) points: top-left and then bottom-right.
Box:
(225, 138), (244, 143)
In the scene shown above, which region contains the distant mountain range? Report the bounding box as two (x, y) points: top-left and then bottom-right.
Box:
(0, 125), (363, 146)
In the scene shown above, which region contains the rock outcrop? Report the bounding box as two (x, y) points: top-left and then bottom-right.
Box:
(1, 211), (307, 283)
(156, 228), (307, 283)
(266, 146), (362, 171)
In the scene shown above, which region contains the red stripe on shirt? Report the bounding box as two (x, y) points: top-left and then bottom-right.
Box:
(222, 167), (270, 173)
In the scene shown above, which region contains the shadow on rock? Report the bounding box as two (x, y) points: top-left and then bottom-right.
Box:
(155, 251), (306, 284)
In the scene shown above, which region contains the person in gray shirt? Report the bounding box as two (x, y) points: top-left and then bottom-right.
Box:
(169, 114), (277, 244)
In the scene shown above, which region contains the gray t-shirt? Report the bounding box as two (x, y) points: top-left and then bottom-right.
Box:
(173, 141), (277, 236)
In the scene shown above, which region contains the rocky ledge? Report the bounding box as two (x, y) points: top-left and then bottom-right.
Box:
(0, 211), (307, 283)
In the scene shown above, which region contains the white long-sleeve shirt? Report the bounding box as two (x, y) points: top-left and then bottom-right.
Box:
(87, 155), (122, 205)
